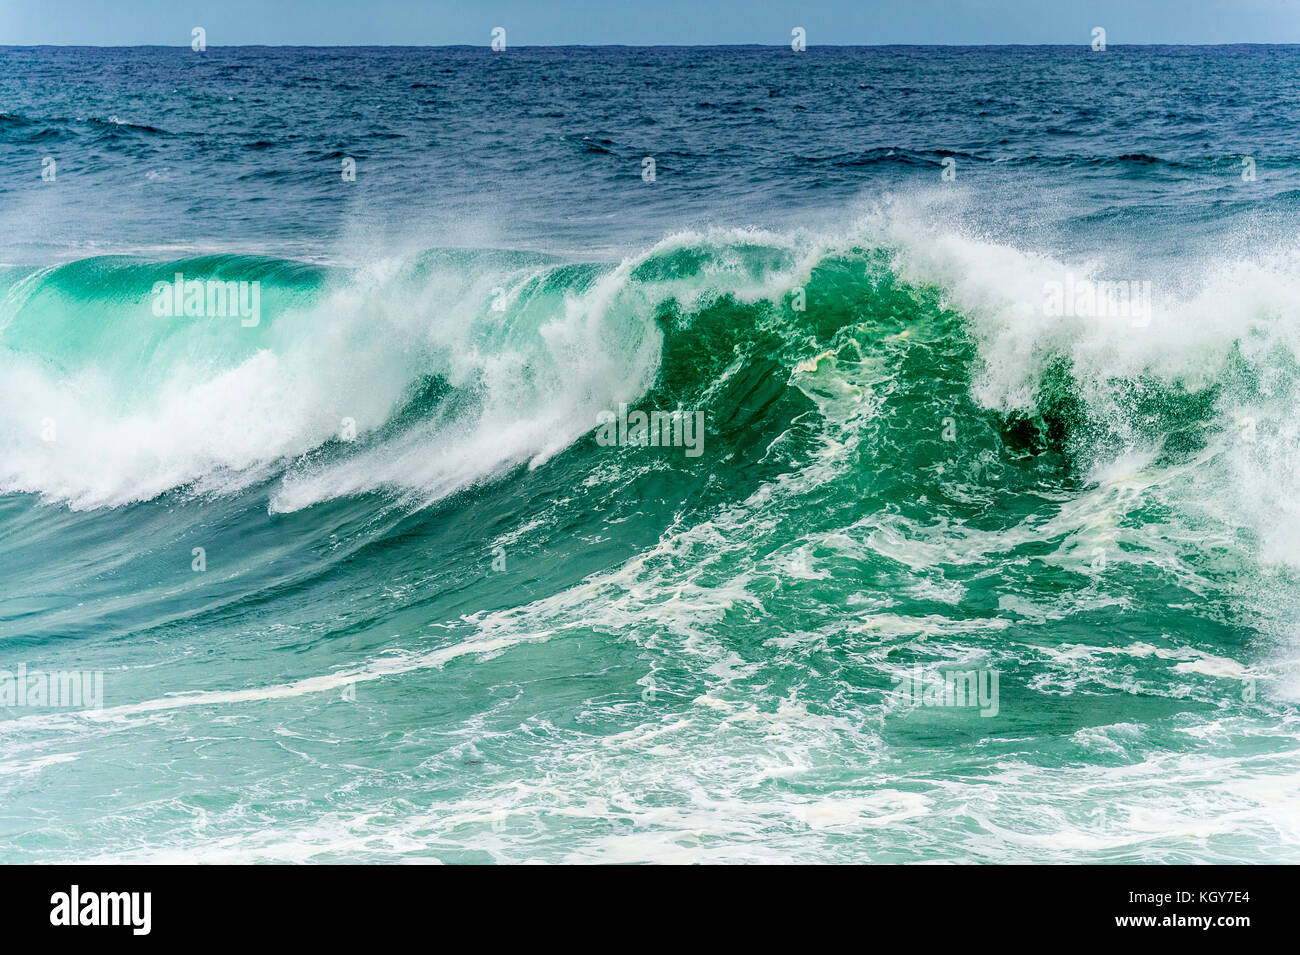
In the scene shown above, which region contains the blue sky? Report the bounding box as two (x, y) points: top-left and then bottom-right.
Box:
(2, 0), (1296, 46)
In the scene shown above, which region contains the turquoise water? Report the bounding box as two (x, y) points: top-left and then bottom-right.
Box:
(2, 46), (1299, 862)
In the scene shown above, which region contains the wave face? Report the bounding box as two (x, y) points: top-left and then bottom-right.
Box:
(4, 46), (1300, 863)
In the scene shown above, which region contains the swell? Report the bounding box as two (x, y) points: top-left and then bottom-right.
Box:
(1, 226), (1298, 521)
(5, 223), (1300, 620)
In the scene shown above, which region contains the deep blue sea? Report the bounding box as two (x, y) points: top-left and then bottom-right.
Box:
(1, 45), (1299, 862)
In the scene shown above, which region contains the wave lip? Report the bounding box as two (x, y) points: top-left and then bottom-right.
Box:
(0, 244), (672, 510)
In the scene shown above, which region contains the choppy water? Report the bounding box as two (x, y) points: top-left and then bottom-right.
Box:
(2, 45), (1300, 862)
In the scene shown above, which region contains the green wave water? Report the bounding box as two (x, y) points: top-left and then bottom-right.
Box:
(2, 224), (1299, 862)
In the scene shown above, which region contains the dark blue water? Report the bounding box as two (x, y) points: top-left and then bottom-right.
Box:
(4, 46), (1300, 262)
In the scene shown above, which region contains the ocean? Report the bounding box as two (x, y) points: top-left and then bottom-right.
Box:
(1, 44), (1299, 863)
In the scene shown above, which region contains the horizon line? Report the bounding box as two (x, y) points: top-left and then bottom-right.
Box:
(2, 41), (1298, 49)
